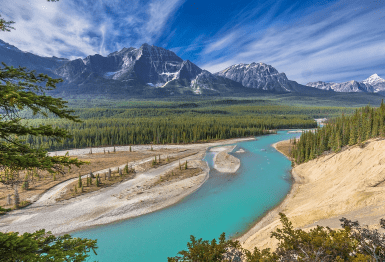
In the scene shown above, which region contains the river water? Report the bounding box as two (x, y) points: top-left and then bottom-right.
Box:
(74, 131), (300, 261)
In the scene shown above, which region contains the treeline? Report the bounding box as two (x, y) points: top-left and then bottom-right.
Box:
(292, 102), (385, 164)
(24, 113), (316, 151)
(21, 102), (355, 120)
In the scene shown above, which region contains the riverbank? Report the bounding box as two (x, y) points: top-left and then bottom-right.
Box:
(272, 140), (293, 160)
(0, 137), (254, 235)
(212, 145), (240, 173)
(239, 138), (385, 250)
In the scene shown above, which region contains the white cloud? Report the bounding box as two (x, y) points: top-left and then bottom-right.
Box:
(0, 0), (185, 58)
(199, 0), (385, 84)
(203, 32), (238, 54)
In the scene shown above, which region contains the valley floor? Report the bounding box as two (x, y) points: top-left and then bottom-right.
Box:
(0, 138), (248, 235)
(239, 138), (385, 250)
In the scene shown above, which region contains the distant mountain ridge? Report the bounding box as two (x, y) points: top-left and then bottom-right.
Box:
(0, 39), (68, 76)
(0, 39), (368, 98)
(307, 74), (385, 95)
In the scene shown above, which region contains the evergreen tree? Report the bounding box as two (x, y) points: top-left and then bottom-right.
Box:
(78, 174), (82, 188)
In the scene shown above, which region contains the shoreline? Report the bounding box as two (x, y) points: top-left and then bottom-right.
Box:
(237, 140), (301, 248)
(212, 145), (241, 173)
(239, 138), (385, 251)
(0, 137), (254, 235)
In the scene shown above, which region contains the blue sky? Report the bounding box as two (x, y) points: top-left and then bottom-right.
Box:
(1, 0), (385, 84)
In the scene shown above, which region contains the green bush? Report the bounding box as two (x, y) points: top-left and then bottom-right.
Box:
(169, 213), (385, 261)
(0, 229), (97, 261)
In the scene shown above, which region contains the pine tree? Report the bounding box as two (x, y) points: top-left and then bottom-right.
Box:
(22, 175), (29, 190)
(349, 126), (356, 146)
(78, 174), (82, 188)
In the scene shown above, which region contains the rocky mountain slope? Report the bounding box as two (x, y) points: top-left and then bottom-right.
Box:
(0, 41), (251, 97)
(0, 39), (68, 76)
(214, 62), (329, 95)
(215, 62), (292, 92)
(307, 74), (385, 94)
(1, 39), (377, 98)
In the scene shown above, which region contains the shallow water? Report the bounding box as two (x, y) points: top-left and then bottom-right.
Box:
(74, 131), (299, 261)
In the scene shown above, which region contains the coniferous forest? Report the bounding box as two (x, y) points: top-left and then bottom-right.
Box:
(19, 99), (359, 151)
(292, 101), (385, 164)
(24, 102), (324, 151)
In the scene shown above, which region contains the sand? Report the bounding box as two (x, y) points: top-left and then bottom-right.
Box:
(0, 137), (254, 235)
(235, 149), (245, 153)
(239, 138), (385, 251)
(212, 146), (241, 173)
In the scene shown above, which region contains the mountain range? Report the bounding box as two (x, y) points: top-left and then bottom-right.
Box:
(306, 74), (385, 95)
(0, 39), (382, 98)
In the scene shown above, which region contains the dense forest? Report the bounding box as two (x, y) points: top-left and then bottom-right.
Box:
(292, 102), (385, 164)
(18, 98), (362, 151)
(20, 101), (352, 151)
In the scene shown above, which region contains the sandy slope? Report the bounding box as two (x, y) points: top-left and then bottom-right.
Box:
(239, 138), (385, 251)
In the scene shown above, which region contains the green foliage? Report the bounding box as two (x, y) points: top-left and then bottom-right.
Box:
(20, 103), (324, 151)
(292, 103), (385, 164)
(0, 229), (97, 261)
(0, 63), (86, 190)
(0, 14), (15, 32)
(169, 213), (385, 261)
(78, 174), (82, 188)
(168, 233), (242, 262)
(21, 175), (29, 190)
(0, 206), (11, 215)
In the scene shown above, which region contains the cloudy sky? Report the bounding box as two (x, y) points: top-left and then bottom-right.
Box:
(1, 0), (385, 84)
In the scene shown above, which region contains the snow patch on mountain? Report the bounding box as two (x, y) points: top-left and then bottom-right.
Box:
(362, 74), (385, 85)
(214, 62), (292, 92)
(308, 74), (385, 93)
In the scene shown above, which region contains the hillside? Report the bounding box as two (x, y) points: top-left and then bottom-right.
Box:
(239, 138), (385, 250)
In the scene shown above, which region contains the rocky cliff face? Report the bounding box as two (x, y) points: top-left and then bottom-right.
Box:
(214, 62), (292, 92)
(307, 74), (385, 93)
(54, 44), (205, 87)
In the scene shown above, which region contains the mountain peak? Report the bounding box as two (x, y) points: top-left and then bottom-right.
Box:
(215, 62), (291, 92)
(363, 73), (385, 85)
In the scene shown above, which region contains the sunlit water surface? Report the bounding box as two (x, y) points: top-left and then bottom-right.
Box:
(74, 131), (300, 261)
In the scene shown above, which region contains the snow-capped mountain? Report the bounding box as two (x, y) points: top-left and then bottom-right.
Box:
(52, 43), (249, 96)
(363, 74), (385, 85)
(307, 74), (385, 94)
(214, 62), (294, 92)
(0, 39), (356, 97)
(363, 74), (385, 93)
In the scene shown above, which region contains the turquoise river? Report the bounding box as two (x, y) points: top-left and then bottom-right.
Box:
(74, 131), (300, 261)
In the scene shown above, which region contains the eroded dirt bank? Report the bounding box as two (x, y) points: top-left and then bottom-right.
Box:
(239, 138), (385, 250)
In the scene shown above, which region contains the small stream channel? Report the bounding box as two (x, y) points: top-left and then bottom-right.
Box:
(74, 131), (300, 261)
